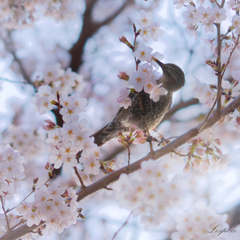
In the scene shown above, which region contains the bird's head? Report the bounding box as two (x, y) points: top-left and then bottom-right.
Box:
(154, 59), (185, 92)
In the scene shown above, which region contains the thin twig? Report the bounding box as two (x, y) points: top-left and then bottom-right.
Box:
(173, 150), (189, 157)
(3, 31), (32, 85)
(216, 24), (222, 112)
(213, 0), (221, 8)
(112, 211), (133, 240)
(0, 196), (10, 231)
(7, 177), (52, 213)
(7, 191), (34, 213)
(127, 146), (131, 171)
(222, 35), (240, 77)
(221, 0), (225, 8)
(0, 78), (29, 84)
(74, 167), (86, 188)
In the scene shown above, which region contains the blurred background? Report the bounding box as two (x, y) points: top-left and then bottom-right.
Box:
(1, 0), (240, 239)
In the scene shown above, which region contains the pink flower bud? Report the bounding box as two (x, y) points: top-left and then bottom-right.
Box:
(183, 162), (191, 174)
(42, 119), (56, 131)
(119, 36), (128, 43)
(45, 162), (50, 170)
(130, 125), (138, 132)
(117, 71), (130, 81)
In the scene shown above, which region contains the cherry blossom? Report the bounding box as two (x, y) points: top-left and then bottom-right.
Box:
(43, 64), (64, 84)
(72, 93), (87, 111)
(140, 26), (152, 42)
(232, 14), (240, 33)
(197, 6), (214, 24)
(83, 157), (101, 175)
(117, 88), (131, 109)
(191, 80), (215, 108)
(112, 158), (185, 229)
(150, 21), (163, 41)
(15, 184), (79, 234)
(171, 204), (229, 240)
(173, 0), (191, 9)
(149, 84), (168, 102)
(59, 105), (81, 123)
(137, 10), (153, 27)
(213, 7), (227, 23)
(182, 5), (198, 26)
(128, 71), (146, 92)
(144, 81), (155, 94)
(134, 43), (153, 62)
(0, 145), (25, 202)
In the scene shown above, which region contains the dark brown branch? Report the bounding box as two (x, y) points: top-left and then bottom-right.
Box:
(162, 98), (199, 121)
(69, 0), (133, 72)
(74, 167), (86, 188)
(94, 0), (134, 30)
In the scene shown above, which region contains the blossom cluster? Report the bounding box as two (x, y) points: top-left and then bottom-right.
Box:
(112, 158), (185, 230)
(129, 50), (167, 102)
(171, 204), (230, 240)
(3, 126), (46, 161)
(32, 68), (104, 181)
(137, 10), (164, 42)
(191, 80), (216, 108)
(192, 78), (240, 110)
(32, 65), (85, 115)
(176, 1), (227, 37)
(177, 136), (231, 174)
(0, 0), (82, 29)
(41, 64), (85, 95)
(16, 184), (79, 235)
(117, 9), (167, 109)
(44, 95), (101, 177)
(228, 0), (240, 13)
(32, 85), (56, 115)
(0, 144), (25, 202)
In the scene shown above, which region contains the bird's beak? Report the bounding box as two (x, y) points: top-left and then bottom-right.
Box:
(152, 58), (164, 68)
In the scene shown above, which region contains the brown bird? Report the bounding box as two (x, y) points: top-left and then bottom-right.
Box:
(91, 60), (185, 146)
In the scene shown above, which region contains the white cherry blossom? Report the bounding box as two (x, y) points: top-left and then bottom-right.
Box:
(137, 10), (153, 27)
(128, 71), (146, 92)
(149, 84), (168, 102)
(134, 43), (153, 62)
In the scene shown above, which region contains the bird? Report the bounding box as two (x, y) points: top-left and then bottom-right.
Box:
(90, 60), (185, 146)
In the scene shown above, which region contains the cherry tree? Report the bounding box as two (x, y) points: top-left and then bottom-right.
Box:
(1, 0), (240, 239)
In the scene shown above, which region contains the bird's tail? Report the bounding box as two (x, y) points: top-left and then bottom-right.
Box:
(90, 122), (120, 147)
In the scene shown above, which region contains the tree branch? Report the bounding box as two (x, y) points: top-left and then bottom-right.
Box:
(69, 0), (134, 72)
(162, 98), (199, 121)
(2, 31), (32, 85)
(2, 95), (238, 240)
